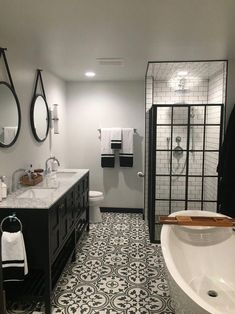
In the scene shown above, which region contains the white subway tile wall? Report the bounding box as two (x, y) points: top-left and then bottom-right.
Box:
(153, 79), (209, 104)
(205, 126), (220, 150)
(171, 201), (186, 213)
(156, 126), (171, 149)
(189, 152), (203, 175)
(171, 154), (187, 176)
(190, 126), (204, 150)
(208, 70), (225, 104)
(204, 152), (219, 176)
(145, 76), (153, 215)
(156, 106), (171, 124)
(155, 200), (169, 216)
(204, 177), (218, 201)
(171, 176), (186, 200)
(187, 202), (202, 211)
(146, 77), (153, 110)
(156, 151), (170, 175)
(206, 106), (221, 124)
(156, 176), (170, 199)
(203, 202), (217, 212)
(188, 177), (202, 200)
(190, 106), (205, 124)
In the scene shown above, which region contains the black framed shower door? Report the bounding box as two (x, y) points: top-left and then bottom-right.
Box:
(147, 104), (224, 243)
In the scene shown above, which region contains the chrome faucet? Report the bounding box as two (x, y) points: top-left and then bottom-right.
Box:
(11, 168), (26, 192)
(45, 156), (60, 175)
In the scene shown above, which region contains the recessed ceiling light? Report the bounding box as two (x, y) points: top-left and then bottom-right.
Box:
(85, 71), (96, 77)
(178, 71), (188, 76)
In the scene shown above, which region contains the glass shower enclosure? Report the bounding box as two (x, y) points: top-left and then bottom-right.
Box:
(148, 104), (223, 242)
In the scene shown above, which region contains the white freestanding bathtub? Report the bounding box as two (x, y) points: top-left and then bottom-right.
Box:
(161, 210), (235, 314)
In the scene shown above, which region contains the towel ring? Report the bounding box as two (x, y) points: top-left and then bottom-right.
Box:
(0, 214), (23, 233)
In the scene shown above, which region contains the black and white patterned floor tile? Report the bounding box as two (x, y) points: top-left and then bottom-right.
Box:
(51, 213), (175, 314)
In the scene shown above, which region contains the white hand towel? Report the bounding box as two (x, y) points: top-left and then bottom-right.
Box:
(101, 128), (115, 168)
(119, 128), (134, 167)
(3, 126), (17, 144)
(1, 231), (28, 282)
(110, 128), (122, 149)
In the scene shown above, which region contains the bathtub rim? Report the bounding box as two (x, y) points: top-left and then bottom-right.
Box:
(161, 209), (232, 314)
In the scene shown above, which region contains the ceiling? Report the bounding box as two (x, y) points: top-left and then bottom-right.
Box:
(147, 61), (226, 81)
(0, 0), (235, 81)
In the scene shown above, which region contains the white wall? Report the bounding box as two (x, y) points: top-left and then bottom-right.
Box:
(0, 47), (68, 190)
(66, 81), (145, 209)
(226, 59), (235, 125)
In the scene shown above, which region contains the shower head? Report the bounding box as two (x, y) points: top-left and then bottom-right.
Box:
(174, 78), (190, 93)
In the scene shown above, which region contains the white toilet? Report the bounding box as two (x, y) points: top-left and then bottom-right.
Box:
(89, 191), (104, 223)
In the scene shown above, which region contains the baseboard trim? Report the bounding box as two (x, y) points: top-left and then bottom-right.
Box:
(100, 207), (143, 214)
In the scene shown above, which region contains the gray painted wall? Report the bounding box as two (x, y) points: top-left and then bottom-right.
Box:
(66, 81), (145, 209)
(226, 59), (235, 125)
(0, 47), (68, 190)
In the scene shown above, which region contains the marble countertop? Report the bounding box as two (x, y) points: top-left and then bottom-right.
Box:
(0, 169), (89, 209)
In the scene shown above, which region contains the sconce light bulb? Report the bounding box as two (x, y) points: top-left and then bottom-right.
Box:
(85, 71), (96, 77)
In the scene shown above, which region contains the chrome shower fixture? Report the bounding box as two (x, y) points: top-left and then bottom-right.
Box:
(190, 107), (195, 118)
(175, 136), (181, 144)
(173, 136), (183, 160)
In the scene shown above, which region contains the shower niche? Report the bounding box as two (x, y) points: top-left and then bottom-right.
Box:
(145, 61), (227, 242)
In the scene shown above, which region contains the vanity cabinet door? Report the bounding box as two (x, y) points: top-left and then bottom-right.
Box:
(59, 198), (68, 244)
(67, 188), (75, 231)
(74, 181), (82, 219)
(50, 205), (60, 259)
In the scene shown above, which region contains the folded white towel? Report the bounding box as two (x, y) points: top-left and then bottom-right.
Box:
(119, 128), (134, 167)
(1, 231), (28, 282)
(101, 128), (115, 168)
(110, 128), (122, 149)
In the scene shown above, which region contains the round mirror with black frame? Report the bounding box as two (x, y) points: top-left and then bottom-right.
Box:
(30, 70), (50, 142)
(30, 94), (49, 142)
(0, 48), (21, 148)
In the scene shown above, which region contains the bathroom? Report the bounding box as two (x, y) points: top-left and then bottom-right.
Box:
(1, 1), (235, 313)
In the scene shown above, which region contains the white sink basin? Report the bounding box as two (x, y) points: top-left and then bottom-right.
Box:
(56, 171), (77, 179)
(17, 188), (55, 199)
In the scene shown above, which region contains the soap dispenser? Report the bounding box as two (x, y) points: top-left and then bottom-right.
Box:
(1, 176), (7, 199)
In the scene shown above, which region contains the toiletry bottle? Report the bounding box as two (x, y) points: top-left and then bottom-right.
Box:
(1, 176), (7, 199)
(27, 164), (33, 181)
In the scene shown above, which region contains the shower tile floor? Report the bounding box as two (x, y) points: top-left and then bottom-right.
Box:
(51, 212), (175, 314)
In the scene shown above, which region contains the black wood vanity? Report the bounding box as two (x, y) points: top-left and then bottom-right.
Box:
(0, 170), (89, 314)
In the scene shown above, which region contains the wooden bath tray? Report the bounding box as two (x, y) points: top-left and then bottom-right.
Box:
(159, 215), (235, 227)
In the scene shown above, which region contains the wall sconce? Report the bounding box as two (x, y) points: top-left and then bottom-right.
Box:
(50, 104), (59, 134)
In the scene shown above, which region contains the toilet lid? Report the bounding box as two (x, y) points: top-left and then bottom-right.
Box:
(89, 191), (103, 198)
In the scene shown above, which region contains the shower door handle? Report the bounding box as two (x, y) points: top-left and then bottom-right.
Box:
(137, 172), (145, 178)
